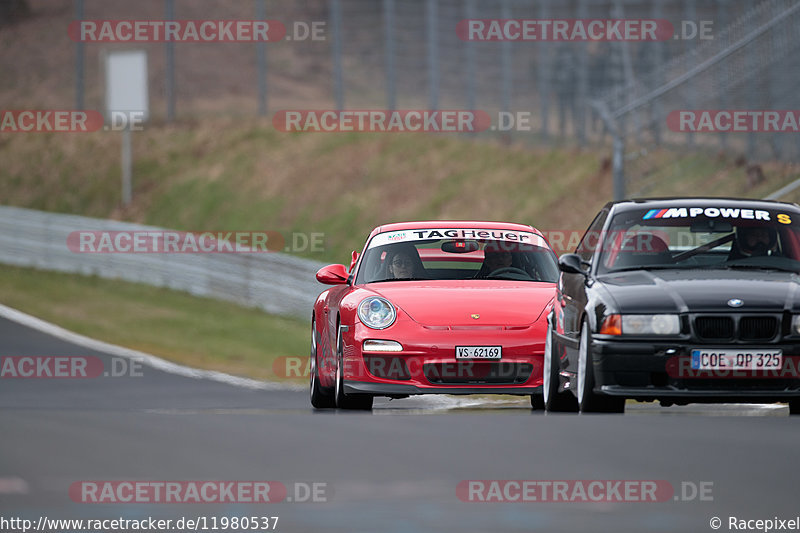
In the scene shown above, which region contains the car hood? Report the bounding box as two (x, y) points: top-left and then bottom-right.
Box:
(365, 281), (555, 326)
(597, 269), (800, 313)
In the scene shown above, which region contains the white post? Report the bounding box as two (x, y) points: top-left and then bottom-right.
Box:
(121, 127), (132, 206)
(105, 49), (149, 207)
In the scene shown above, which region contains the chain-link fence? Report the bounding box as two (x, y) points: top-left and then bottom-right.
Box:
(590, 0), (800, 199)
(55, 0), (773, 138)
(333, 0), (758, 145)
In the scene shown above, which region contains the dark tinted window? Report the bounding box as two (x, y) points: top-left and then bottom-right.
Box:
(355, 230), (559, 284)
(575, 207), (610, 262)
(596, 206), (800, 274)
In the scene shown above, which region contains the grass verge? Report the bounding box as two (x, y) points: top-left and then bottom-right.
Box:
(0, 265), (309, 383)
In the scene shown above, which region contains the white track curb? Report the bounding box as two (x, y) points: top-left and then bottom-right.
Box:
(0, 303), (303, 391)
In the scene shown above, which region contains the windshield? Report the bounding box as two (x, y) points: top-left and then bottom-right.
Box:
(596, 206), (800, 274)
(355, 228), (559, 283)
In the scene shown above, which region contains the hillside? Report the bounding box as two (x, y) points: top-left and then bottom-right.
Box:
(2, 1), (799, 261)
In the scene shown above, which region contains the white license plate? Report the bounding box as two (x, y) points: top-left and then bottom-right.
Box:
(691, 349), (783, 370)
(455, 346), (502, 360)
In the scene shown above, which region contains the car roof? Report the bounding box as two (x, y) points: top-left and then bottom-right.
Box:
(606, 197), (800, 213)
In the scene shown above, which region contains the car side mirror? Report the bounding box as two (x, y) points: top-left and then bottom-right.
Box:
(349, 251), (359, 272)
(316, 264), (349, 285)
(558, 253), (589, 275)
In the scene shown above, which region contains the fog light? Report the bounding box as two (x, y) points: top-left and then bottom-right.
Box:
(363, 339), (403, 353)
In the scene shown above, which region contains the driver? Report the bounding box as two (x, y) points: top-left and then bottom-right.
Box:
(729, 226), (779, 259)
(388, 250), (416, 278)
(384, 246), (423, 279)
(475, 249), (513, 278)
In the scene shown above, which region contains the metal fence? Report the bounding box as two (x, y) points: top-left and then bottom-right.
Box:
(590, 0), (800, 199)
(0, 206), (326, 320)
(62, 1), (772, 139)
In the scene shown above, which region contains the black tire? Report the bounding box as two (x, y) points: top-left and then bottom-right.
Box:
(543, 319), (578, 412)
(310, 318), (335, 409)
(530, 393), (544, 410)
(577, 321), (625, 414)
(334, 325), (373, 410)
(789, 399), (800, 415)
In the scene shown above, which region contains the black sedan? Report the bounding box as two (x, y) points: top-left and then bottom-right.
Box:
(544, 197), (800, 413)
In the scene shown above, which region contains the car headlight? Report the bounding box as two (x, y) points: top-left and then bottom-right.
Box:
(622, 314), (680, 335)
(792, 315), (800, 335)
(600, 314), (680, 335)
(357, 297), (396, 329)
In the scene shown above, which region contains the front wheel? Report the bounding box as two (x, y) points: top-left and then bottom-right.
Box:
(310, 319), (335, 409)
(577, 321), (624, 414)
(530, 393), (544, 410)
(543, 319), (578, 412)
(789, 399), (800, 415)
(334, 325), (373, 410)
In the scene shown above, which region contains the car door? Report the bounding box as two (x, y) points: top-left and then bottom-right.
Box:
(558, 208), (609, 345)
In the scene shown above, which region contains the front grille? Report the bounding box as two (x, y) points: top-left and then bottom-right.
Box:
(695, 316), (734, 341)
(739, 316), (779, 341)
(423, 363), (533, 385)
(693, 315), (779, 342)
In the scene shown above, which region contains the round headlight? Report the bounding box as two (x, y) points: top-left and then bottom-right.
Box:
(357, 297), (396, 329)
(651, 315), (679, 335)
(792, 315), (800, 335)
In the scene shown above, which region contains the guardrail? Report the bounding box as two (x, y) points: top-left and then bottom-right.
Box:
(0, 206), (327, 319)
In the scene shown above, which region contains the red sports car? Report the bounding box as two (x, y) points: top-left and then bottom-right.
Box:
(310, 221), (559, 409)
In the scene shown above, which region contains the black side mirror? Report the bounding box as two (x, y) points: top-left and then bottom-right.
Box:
(558, 253), (589, 275)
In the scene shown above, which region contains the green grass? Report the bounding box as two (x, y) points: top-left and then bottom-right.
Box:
(0, 265), (308, 383)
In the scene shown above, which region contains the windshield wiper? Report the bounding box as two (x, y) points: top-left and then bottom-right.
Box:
(671, 233), (735, 262)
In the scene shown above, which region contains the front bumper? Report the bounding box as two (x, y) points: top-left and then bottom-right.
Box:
(340, 322), (546, 395)
(590, 338), (800, 400)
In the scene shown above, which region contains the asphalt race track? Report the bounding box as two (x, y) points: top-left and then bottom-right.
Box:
(1, 312), (798, 533)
